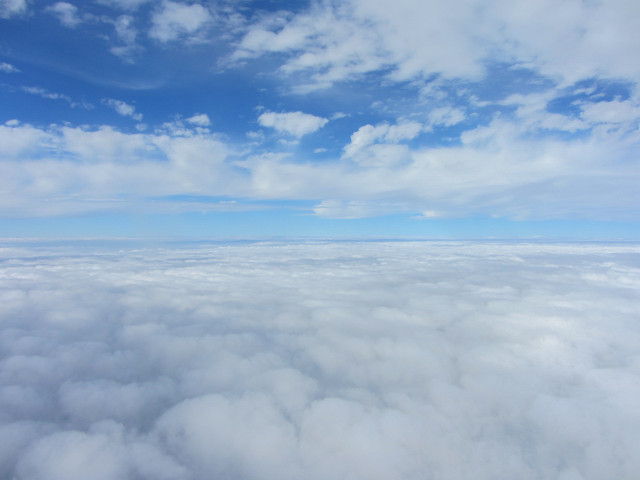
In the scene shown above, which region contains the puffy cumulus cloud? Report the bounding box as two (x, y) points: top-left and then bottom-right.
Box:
(2, 95), (639, 221)
(103, 98), (143, 121)
(0, 122), (241, 217)
(15, 423), (188, 480)
(1, 240), (640, 480)
(258, 110), (329, 137)
(149, 0), (213, 43)
(46, 2), (81, 28)
(247, 92), (640, 219)
(234, 0), (640, 89)
(343, 120), (423, 166)
(0, 121), (48, 157)
(0, 0), (27, 19)
(185, 113), (211, 127)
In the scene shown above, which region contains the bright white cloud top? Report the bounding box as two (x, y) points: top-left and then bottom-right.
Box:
(0, 0), (638, 237)
(1, 240), (639, 479)
(258, 110), (329, 138)
(103, 98), (143, 121)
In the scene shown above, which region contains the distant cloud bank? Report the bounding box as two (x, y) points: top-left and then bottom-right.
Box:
(1, 240), (639, 479)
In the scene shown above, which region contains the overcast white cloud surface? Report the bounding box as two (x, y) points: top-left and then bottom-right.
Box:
(1, 240), (640, 479)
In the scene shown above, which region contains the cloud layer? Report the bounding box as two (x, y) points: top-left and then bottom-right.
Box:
(236, 0), (640, 89)
(1, 240), (639, 479)
(2, 104), (638, 220)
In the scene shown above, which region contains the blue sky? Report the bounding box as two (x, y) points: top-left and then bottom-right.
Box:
(1, 0), (639, 238)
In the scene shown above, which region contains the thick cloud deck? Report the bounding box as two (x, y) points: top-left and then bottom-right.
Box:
(1, 240), (639, 480)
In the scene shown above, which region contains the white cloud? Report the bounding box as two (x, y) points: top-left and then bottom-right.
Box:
(0, 62), (20, 73)
(21, 86), (69, 101)
(501, 91), (587, 132)
(235, 3), (387, 91)
(2, 82), (640, 221)
(186, 113), (211, 127)
(113, 14), (136, 43)
(20, 86), (91, 109)
(1, 240), (639, 479)
(580, 99), (640, 126)
(427, 106), (466, 129)
(234, 0), (640, 89)
(258, 111), (328, 137)
(103, 98), (143, 121)
(313, 199), (402, 219)
(385, 121), (424, 142)
(149, 1), (212, 43)
(47, 2), (81, 28)
(0, 121), (48, 157)
(15, 425), (188, 480)
(343, 120), (423, 166)
(0, 123), (239, 217)
(109, 14), (139, 59)
(248, 109), (640, 219)
(0, 0), (27, 19)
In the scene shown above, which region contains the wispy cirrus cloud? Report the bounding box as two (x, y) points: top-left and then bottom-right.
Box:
(0, 62), (20, 73)
(0, 0), (28, 19)
(20, 86), (92, 109)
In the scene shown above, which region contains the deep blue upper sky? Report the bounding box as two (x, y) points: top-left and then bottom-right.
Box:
(1, 0), (639, 238)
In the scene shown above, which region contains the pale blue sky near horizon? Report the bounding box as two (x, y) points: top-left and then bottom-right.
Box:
(2, 212), (640, 240)
(1, 0), (639, 239)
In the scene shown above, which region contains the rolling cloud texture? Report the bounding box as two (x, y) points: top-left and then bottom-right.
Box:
(1, 240), (639, 479)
